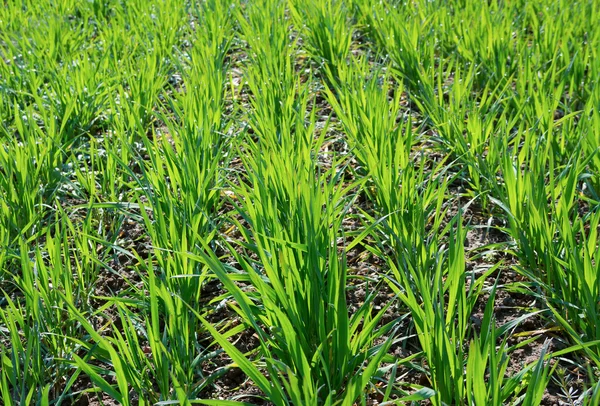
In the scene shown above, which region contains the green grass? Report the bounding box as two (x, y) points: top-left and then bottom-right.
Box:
(1, 0), (600, 404)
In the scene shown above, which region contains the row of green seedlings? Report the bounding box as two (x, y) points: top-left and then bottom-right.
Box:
(282, 0), (600, 402)
(180, 0), (586, 405)
(190, 1), (398, 404)
(351, 0), (600, 384)
(0, 0), (237, 404)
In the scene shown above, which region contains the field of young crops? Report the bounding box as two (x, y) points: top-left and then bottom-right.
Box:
(1, 0), (599, 404)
